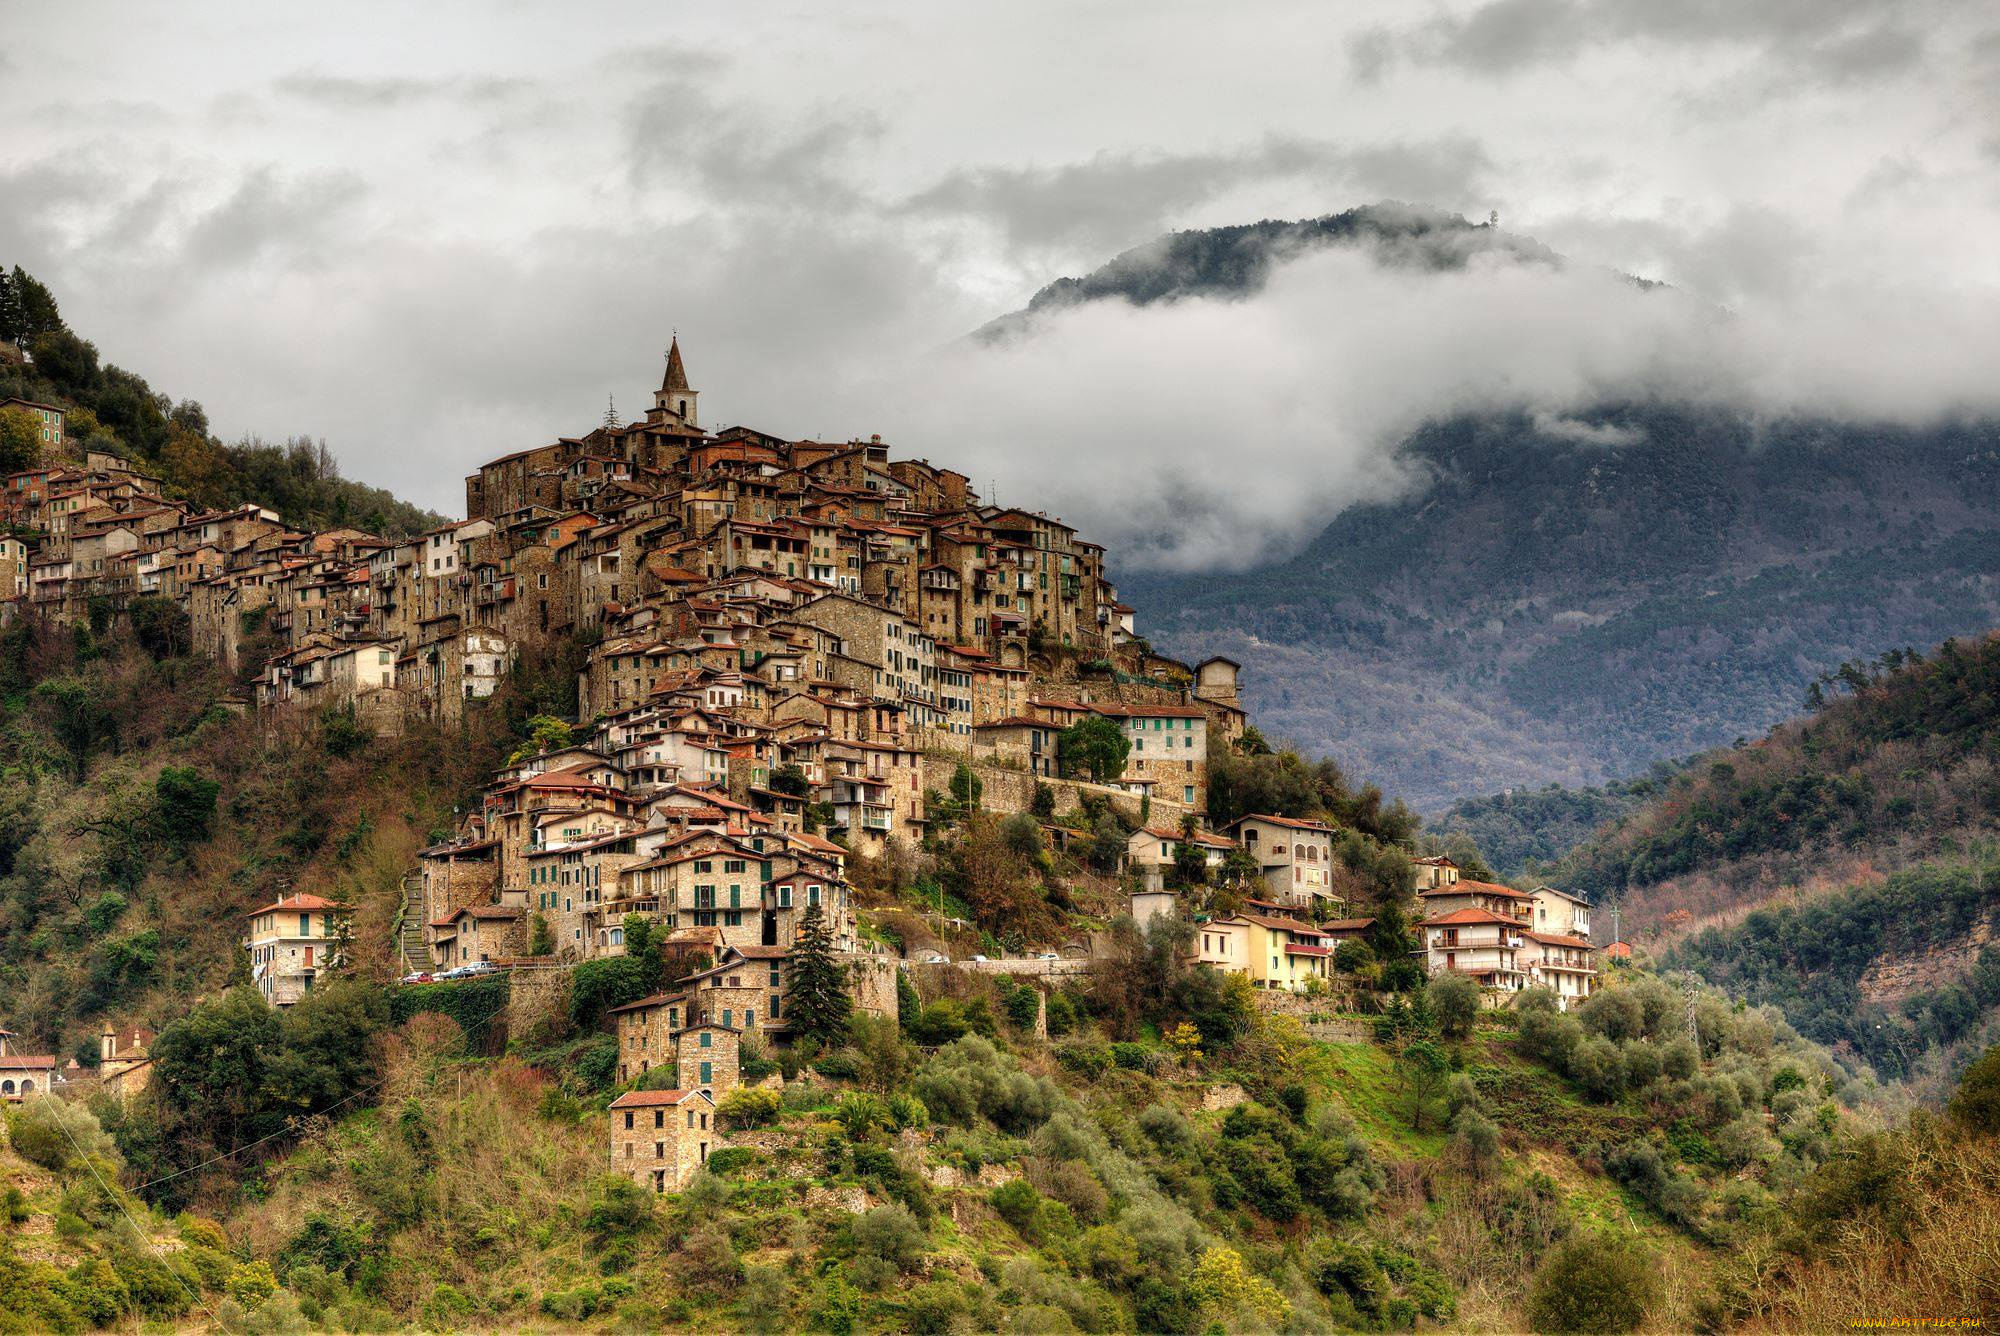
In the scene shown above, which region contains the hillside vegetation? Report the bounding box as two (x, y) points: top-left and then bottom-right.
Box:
(0, 608), (502, 1072)
(18, 932), (1987, 1334)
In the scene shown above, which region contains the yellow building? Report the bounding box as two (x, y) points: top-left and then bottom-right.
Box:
(1193, 900), (1333, 992)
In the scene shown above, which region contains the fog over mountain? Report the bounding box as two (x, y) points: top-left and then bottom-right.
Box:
(926, 207), (2000, 807)
(894, 205), (2000, 575)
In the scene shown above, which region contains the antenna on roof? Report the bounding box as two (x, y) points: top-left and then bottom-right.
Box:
(603, 394), (618, 430)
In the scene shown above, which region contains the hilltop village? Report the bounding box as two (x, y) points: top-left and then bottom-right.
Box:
(1, 343), (1602, 1145)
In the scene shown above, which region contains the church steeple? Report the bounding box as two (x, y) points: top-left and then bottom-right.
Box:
(654, 335), (699, 428)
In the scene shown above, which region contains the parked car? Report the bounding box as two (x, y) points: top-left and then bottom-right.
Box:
(460, 961), (501, 976)
(399, 971), (433, 984)
(971, 954), (990, 963)
(1037, 953), (1059, 960)
(918, 952), (950, 964)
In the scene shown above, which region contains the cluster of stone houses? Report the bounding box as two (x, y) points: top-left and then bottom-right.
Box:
(1132, 848), (1600, 1010)
(5, 341), (1249, 847)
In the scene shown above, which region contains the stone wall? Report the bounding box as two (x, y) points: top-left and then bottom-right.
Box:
(1249, 989), (1375, 1043)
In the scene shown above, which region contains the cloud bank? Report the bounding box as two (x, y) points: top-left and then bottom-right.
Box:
(875, 241), (2000, 571)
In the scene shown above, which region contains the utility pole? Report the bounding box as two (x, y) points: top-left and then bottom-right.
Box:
(1684, 980), (1701, 1053)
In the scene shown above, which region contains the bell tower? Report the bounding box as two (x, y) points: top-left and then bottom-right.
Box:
(652, 335), (699, 429)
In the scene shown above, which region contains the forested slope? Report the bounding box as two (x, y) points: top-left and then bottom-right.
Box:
(1535, 634), (2000, 1088)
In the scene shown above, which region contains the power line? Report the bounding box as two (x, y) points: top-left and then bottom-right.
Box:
(46, 1103), (219, 1325)
(133, 1074), (389, 1192)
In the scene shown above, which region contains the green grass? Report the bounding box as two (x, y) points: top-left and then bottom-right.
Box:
(1312, 1041), (1451, 1157)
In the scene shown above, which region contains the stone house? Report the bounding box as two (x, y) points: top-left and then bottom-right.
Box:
(429, 904), (526, 966)
(244, 893), (351, 1006)
(1530, 886), (1592, 942)
(1522, 931), (1598, 1010)
(675, 1022), (741, 1094)
(609, 1087), (720, 1192)
(0, 1029), (58, 1100)
(1227, 814), (1337, 908)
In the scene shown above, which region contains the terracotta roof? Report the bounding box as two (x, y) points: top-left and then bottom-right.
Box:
(1318, 918), (1376, 932)
(245, 893), (347, 918)
(1093, 702), (1206, 719)
(1420, 907), (1523, 927)
(1421, 879), (1534, 901)
(609, 990), (691, 1016)
(1138, 826), (1233, 849)
(0, 1055), (58, 1070)
(1230, 813), (1334, 833)
(1523, 930), (1593, 949)
(609, 1088), (708, 1108)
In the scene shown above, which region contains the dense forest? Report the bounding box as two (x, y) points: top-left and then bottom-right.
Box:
(1668, 859), (2000, 1085)
(1429, 769), (1671, 879)
(0, 265), (440, 537)
(1550, 638), (2000, 906)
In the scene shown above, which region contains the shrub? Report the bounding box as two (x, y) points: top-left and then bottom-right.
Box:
(990, 1179), (1045, 1239)
(1056, 1043), (1112, 1079)
(887, 1093), (929, 1130)
(227, 1261), (278, 1305)
(1430, 974), (1481, 1039)
(1579, 989), (1646, 1043)
(1452, 1105), (1503, 1176)
(1621, 1041), (1664, 1091)
(834, 1092), (892, 1140)
(1110, 1042), (1151, 1071)
(1188, 1247), (1290, 1327)
(6, 1098), (118, 1174)
(852, 1203), (929, 1272)
(704, 1148), (758, 1177)
(1569, 1035), (1625, 1102)
(1138, 1102), (1195, 1154)
(913, 1037), (1055, 1132)
(1029, 1158), (1108, 1222)
(813, 1052), (862, 1081)
(717, 1086), (781, 1130)
(1526, 1230), (1659, 1333)
(1948, 1043), (2000, 1135)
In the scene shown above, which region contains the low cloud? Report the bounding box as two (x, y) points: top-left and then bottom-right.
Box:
(902, 137), (1495, 260)
(871, 240), (2000, 573)
(1532, 412), (1645, 446)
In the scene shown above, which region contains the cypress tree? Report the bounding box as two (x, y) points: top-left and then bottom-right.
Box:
(788, 904), (851, 1046)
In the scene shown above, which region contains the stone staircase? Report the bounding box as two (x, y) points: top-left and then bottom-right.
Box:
(394, 871), (428, 975)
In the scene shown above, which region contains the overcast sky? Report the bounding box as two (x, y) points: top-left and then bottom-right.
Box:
(4, 1), (1996, 566)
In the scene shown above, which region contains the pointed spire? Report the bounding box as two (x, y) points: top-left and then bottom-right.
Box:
(662, 334), (689, 393)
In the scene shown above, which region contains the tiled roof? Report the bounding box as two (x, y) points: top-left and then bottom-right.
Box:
(245, 893), (346, 917)
(1230, 813), (1334, 833)
(609, 1088), (708, 1108)
(1420, 907), (1522, 927)
(1422, 880), (1533, 901)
